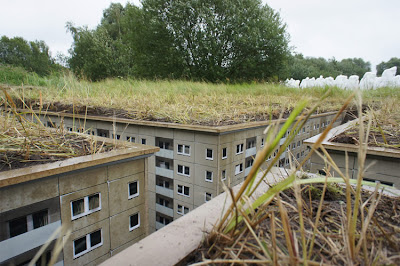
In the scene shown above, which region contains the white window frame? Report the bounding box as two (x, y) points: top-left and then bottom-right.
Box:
(235, 163), (243, 175)
(222, 147), (227, 159)
(177, 164), (190, 177)
(177, 204), (190, 215)
(205, 192), (212, 202)
(129, 212), (140, 231)
(205, 171), (213, 182)
(73, 229), (103, 259)
(128, 181), (139, 199)
(221, 169), (226, 181)
(177, 144), (191, 156)
(236, 144), (244, 155)
(177, 185), (190, 197)
(71, 193), (101, 220)
(126, 136), (136, 142)
(205, 148), (213, 160)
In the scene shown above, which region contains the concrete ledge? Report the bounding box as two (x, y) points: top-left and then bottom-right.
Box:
(101, 168), (288, 266)
(0, 140), (159, 188)
(304, 120), (400, 159)
(19, 109), (338, 134)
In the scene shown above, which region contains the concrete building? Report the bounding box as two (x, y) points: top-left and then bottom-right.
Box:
(0, 138), (158, 265)
(29, 110), (343, 233)
(304, 120), (400, 187)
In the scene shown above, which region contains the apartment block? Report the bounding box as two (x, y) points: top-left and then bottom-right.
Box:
(27, 110), (343, 235)
(0, 140), (158, 265)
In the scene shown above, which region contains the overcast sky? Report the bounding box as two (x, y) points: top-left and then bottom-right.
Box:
(1, 0), (399, 72)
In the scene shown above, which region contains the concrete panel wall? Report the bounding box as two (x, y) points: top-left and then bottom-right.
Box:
(108, 160), (144, 181)
(0, 176), (59, 213)
(60, 183), (109, 233)
(109, 204), (146, 250)
(63, 218), (110, 266)
(108, 172), (145, 217)
(59, 166), (107, 195)
(194, 143), (218, 168)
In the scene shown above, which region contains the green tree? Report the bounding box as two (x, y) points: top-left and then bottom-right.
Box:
(132, 0), (290, 81)
(337, 58), (370, 77)
(376, 57), (400, 76)
(0, 36), (55, 76)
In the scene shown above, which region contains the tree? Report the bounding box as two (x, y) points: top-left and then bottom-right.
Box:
(376, 57), (400, 76)
(337, 58), (370, 77)
(0, 35), (55, 76)
(133, 0), (290, 81)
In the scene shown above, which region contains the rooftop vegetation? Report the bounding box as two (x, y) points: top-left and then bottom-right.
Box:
(2, 73), (400, 126)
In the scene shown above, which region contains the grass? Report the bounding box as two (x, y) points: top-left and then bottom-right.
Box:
(0, 89), (128, 172)
(3, 73), (400, 125)
(188, 92), (400, 265)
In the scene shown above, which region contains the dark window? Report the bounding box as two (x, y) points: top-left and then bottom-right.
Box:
(222, 147), (227, 158)
(141, 138), (146, 145)
(129, 181), (138, 197)
(72, 198), (84, 217)
(32, 210), (48, 229)
(9, 216), (27, 238)
(74, 236), (87, 256)
(90, 230), (102, 247)
(130, 213), (139, 229)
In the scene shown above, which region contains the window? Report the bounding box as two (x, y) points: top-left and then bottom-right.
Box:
(296, 153), (300, 159)
(129, 213), (140, 231)
(8, 209), (49, 238)
(126, 136), (135, 142)
(292, 143), (296, 150)
(177, 205), (190, 215)
(205, 171), (213, 182)
(156, 177), (170, 189)
(177, 165), (190, 177)
(261, 138), (265, 147)
(177, 144), (190, 156)
(67, 127), (73, 132)
(246, 158), (254, 168)
(205, 192), (212, 202)
(297, 141), (300, 147)
(235, 163), (243, 175)
(128, 181), (139, 199)
(301, 151), (305, 157)
(221, 170), (226, 181)
(112, 134), (121, 140)
(302, 127), (305, 133)
(222, 147), (227, 159)
(177, 185), (190, 197)
(247, 139), (255, 149)
(236, 144), (244, 154)
(97, 129), (109, 138)
(322, 122), (325, 128)
(47, 121), (55, 128)
(316, 124), (320, 129)
(206, 148), (213, 160)
(73, 229), (103, 258)
(71, 193), (101, 220)
(141, 138), (146, 145)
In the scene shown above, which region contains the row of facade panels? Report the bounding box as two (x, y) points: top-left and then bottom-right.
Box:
(0, 157), (149, 265)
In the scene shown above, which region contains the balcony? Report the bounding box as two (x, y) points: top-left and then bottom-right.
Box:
(155, 221), (166, 230)
(156, 185), (174, 198)
(155, 167), (174, 179)
(244, 166), (252, 177)
(279, 137), (286, 146)
(245, 147), (257, 158)
(155, 149), (174, 159)
(156, 203), (174, 217)
(0, 221), (61, 263)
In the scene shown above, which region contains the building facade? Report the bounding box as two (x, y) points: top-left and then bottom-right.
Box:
(31, 110), (343, 233)
(0, 142), (158, 265)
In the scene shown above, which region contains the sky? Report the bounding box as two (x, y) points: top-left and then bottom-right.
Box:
(1, 0), (399, 72)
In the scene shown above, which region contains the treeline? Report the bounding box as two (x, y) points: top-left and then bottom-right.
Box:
(67, 0), (290, 82)
(0, 36), (62, 76)
(285, 54), (372, 80)
(1, 0), (399, 84)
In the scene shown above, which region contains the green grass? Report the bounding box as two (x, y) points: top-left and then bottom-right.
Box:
(2, 71), (400, 125)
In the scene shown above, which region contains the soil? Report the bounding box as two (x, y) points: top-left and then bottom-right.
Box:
(330, 123), (400, 150)
(10, 98), (302, 126)
(181, 184), (400, 265)
(0, 133), (115, 173)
